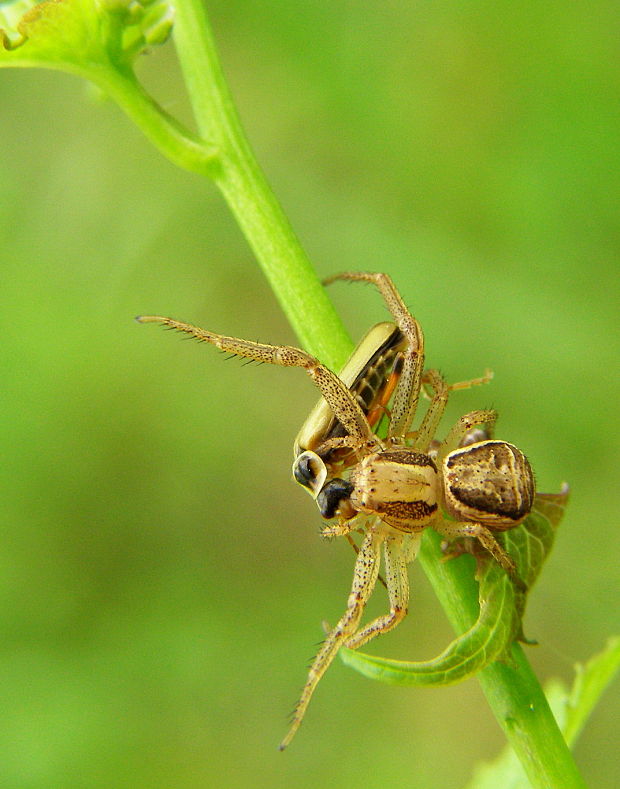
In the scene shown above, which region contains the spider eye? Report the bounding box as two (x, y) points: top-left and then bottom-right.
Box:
(292, 450), (327, 497)
(317, 478), (354, 519)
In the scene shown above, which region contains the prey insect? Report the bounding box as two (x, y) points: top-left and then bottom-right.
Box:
(138, 271), (534, 750)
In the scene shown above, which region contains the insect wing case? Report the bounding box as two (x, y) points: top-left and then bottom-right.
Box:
(294, 322), (405, 459)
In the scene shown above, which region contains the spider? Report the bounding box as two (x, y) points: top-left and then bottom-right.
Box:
(138, 271), (534, 750)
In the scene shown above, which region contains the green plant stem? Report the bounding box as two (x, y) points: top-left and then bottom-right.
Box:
(129, 6), (584, 785)
(170, 0), (350, 370)
(421, 532), (586, 789)
(479, 648), (587, 789)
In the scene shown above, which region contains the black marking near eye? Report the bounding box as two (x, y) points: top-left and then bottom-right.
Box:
(317, 479), (354, 519)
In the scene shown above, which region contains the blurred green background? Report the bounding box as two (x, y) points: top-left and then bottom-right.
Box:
(1, 1), (618, 787)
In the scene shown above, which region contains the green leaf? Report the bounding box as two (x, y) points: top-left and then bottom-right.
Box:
(0, 0), (172, 68)
(340, 487), (569, 686)
(562, 635), (620, 747)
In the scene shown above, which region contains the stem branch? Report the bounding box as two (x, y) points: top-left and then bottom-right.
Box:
(95, 67), (220, 177)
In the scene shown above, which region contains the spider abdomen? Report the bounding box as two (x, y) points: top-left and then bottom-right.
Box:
(442, 440), (534, 528)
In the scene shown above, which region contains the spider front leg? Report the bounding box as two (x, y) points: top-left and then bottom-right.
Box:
(279, 528), (384, 750)
(137, 314), (374, 443)
(411, 369), (450, 451)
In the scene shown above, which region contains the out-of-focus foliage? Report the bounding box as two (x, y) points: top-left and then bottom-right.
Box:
(0, 2), (618, 787)
(0, 0), (172, 61)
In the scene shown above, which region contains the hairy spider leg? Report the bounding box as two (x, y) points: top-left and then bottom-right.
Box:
(137, 315), (375, 444)
(279, 527), (384, 750)
(439, 410), (498, 460)
(410, 370), (495, 453)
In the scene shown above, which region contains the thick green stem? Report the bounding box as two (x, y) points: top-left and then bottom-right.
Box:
(479, 647), (587, 789)
(420, 532), (586, 789)
(171, 0), (350, 369)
